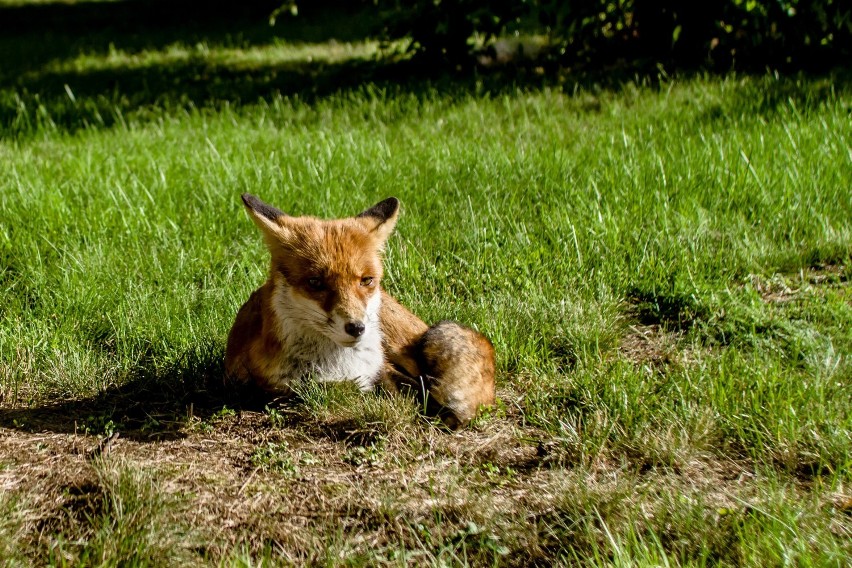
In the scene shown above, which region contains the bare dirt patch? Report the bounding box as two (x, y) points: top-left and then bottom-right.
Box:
(749, 264), (849, 304)
(0, 400), (557, 558)
(617, 323), (683, 368)
(2, 368), (846, 564)
(0, 402), (765, 563)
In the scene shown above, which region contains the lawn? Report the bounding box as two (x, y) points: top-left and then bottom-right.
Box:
(1, 1), (850, 565)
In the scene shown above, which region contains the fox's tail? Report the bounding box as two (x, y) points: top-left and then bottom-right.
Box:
(410, 321), (496, 428)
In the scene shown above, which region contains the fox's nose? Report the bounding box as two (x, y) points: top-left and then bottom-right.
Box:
(344, 321), (366, 338)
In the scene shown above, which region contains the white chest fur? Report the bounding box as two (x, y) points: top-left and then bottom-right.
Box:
(276, 327), (383, 391)
(267, 286), (384, 391)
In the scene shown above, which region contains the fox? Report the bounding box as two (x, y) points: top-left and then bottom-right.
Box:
(224, 193), (496, 428)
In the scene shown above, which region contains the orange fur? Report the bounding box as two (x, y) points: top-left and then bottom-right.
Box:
(225, 194), (496, 427)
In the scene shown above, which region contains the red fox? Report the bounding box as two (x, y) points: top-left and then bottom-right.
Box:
(225, 194), (496, 427)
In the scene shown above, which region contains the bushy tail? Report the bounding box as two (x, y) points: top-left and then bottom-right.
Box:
(416, 321), (496, 428)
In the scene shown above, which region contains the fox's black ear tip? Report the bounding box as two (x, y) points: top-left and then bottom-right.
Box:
(379, 197), (400, 215)
(358, 197), (399, 223)
(240, 193), (286, 222)
(358, 197), (400, 222)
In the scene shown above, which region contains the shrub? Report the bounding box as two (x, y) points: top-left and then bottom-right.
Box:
(370, 0), (851, 69)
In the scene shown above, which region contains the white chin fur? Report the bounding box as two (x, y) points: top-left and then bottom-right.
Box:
(327, 291), (382, 346)
(269, 285), (384, 390)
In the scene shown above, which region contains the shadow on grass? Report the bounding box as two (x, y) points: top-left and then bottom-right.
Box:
(0, 341), (268, 442)
(3, 0), (850, 138)
(626, 287), (710, 332)
(0, 340), (447, 443)
(0, 0), (400, 135)
(0, 0), (373, 78)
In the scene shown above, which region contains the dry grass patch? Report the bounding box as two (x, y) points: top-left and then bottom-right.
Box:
(749, 264), (849, 304)
(5, 385), (845, 566)
(617, 324), (683, 369)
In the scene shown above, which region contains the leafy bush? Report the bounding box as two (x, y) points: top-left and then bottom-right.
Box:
(370, 0), (851, 69)
(377, 0), (526, 64)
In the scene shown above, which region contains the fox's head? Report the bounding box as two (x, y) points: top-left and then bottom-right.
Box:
(240, 193), (399, 347)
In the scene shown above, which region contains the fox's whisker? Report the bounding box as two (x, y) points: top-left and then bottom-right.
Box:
(297, 307), (329, 320)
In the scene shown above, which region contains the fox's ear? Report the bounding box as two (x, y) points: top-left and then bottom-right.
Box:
(356, 197), (400, 245)
(241, 193), (288, 237)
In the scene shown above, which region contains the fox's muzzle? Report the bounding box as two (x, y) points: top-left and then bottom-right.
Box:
(344, 321), (366, 338)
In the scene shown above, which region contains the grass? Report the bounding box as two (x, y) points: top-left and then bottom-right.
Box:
(1, 1), (851, 565)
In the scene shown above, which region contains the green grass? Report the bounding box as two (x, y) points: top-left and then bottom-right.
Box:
(1, 1), (851, 565)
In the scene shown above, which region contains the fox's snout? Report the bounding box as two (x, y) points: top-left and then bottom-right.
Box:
(327, 292), (380, 344)
(344, 321), (366, 337)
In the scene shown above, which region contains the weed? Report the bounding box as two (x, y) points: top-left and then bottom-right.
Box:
(343, 437), (387, 468)
(249, 442), (299, 476)
(265, 405), (286, 428)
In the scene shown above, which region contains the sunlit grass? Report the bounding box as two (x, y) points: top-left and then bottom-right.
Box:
(32, 39), (387, 78)
(0, 0), (120, 5)
(0, 2), (850, 563)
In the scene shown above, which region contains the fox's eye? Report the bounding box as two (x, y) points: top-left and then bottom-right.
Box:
(360, 276), (375, 287)
(307, 277), (324, 291)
